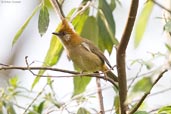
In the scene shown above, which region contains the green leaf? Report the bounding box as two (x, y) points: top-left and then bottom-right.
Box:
(134, 111), (149, 114)
(134, 1), (154, 48)
(114, 95), (120, 114)
(45, 93), (62, 108)
(66, 8), (76, 20)
(37, 101), (45, 114)
(109, 0), (116, 11)
(158, 106), (171, 114)
(98, 0), (116, 38)
(81, 16), (99, 45)
(72, 9), (89, 34)
(32, 25), (63, 89)
(164, 19), (171, 32)
(97, 0), (118, 53)
(97, 11), (118, 53)
(12, 5), (40, 46)
(44, 0), (52, 8)
(73, 76), (91, 97)
(165, 43), (171, 52)
(6, 103), (16, 114)
(38, 5), (49, 37)
(77, 107), (90, 114)
(9, 76), (18, 88)
(132, 77), (152, 93)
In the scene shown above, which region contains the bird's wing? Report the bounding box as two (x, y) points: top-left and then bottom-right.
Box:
(81, 39), (113, 69)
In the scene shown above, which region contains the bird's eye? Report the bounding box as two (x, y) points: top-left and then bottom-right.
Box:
(60, 31), (66, 36)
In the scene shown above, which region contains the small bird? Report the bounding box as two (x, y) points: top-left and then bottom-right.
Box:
(52, 19), (118, 83)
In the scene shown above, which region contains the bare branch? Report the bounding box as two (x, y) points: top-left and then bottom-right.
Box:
(116, 0), (139, 113)
(70, 1), (92, 22)
(49, 0), (65, 20)
(23, 83), (48, 114)
(96, 78), (105, 114)
(151, 0), (171, 13)
(0, 63), (117, 86)
(128, 64), (143, 90)
(129, 69), (168, 114)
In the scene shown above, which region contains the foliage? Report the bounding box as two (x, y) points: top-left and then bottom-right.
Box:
(2, 0), (171, 114)
(134, 0), (154, 48)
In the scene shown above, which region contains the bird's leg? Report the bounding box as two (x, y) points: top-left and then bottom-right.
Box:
(103, 72), (108, 81)
(79, 70), (86, 78)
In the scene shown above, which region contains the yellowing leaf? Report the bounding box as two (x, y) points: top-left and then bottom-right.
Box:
(32, 24), (63, 89)
(12, 5), (40, 46)
(134, 1), (154, 48)
(72, 9), (89, 34)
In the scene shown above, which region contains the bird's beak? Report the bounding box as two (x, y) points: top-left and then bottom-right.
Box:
(52, 32), (60, 36)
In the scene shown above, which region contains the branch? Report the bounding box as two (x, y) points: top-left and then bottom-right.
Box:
(151, 0), (171, 13)
(23, 83), (48, 114)
(0, 63), (117, 86)
(96, 78), (105, 114)
(129, 69), (168, 114)
(70, 1), (91, 22)
(116, 0), (139, 113)
(49, 0), (65, 20)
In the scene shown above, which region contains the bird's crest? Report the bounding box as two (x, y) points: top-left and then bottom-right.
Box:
(59, 19), (75, 34)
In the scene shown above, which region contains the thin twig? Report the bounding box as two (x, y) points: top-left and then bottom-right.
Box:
(96, 78), (105, 114)
(151, 0), (171, 13)
(0, 63), (117, 86)
(116, 0), (139, 113)
(23, 83), (48, 114)
(129, 69), (168, 114)
(128, 64), (143, 90)
(49, 0), (65, 20)
(70, 1), (92, 22)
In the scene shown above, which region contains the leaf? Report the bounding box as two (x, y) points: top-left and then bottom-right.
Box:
(134, 1), (154, 48)
(6, 103), (16, 114)
(66, 8), (76, 20)
(134, 111), (149, 114)
(109, 0), (116, 11)
(38, 5), (50, 37)
(9, 76), (18, 88)
(164, 19), (171, 32)
(44, 0), (52, 8)
(77, 107), (90, 114)
(97, 11), (118, 53)
(158, 106), (171, 114)
(37, 101), (45, 114)
(98, 0), (116, 38)
(132, 77), (152, 93)
(81, 16), (99, 45)
(72, 9), (89, 34)
(12, 5), (40, 46)
(45, 93), (62, 108)
(165, 43), (171, 52)
(114, 95), (120, 114)
(32, 25), (63, 89)
(97, 0), (118, 53)
(73, 76), (91, 97)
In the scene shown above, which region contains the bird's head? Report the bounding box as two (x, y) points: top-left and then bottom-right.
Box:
(52, 19), (76, 43)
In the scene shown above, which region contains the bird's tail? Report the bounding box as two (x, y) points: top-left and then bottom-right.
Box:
(102, 65), (118, 82)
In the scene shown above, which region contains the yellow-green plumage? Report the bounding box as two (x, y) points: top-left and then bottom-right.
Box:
(52, 19), (118, 83)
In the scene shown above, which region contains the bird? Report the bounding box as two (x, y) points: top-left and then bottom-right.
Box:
(52, 19), (118, 83)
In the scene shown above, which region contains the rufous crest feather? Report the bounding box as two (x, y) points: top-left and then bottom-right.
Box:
(59, 19), (75, 34)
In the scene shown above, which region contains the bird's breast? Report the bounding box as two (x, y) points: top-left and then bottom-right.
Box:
(66, 44), (104, 72)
